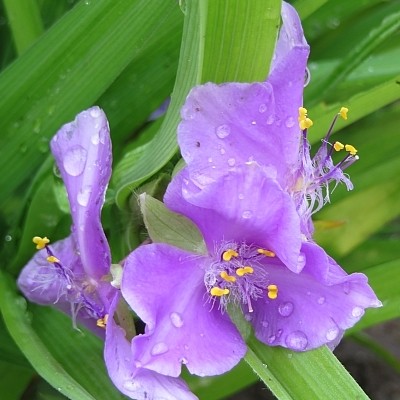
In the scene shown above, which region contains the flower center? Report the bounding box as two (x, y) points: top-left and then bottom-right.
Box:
(205, 242), (278, 312)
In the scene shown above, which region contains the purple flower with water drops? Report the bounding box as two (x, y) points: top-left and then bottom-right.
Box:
(18, 106), (116, 333)
(178, 3), (359, 238)
(118, 161), (380, 393)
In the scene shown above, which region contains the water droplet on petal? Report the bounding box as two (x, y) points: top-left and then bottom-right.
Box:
(276, 329), (283, 338)
(90, 108), (101, 118)
(219, 147), (226, 155)
(227, 158), (236, 167)
(285, 331), (308, 351)
(297, 253), (306, 269)
(123, 381), (142, 391)
(245, 313), (253, 321)
(268, 335), (276, 344)
(134, 360), (142, 368)
(63, 146), (87, 176)
(77, 186), (92, 207)
(262, 321), (269, 328)
(91, 131), (100, 145)
(184, 344), (189, 350)
(151, 342), (169, 356)
(266, 115), (275, 125)
(326, 326), (339, 341)
(278, 302), (293, 317)
(208, 157), (213, 163)
(215, 124), (231, 139)
(351, 306), (364, 318)
(242, 210), (253, 219)
(170, 312), (184, 328)
(259, 104), (267, 113)
(251, 120), (257, 125)
(317, 296), (326, 305)
(238, 193), (244, 200)
(285, 117), (295, 128)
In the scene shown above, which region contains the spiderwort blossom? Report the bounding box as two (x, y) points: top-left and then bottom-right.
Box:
(118, 162), (380, 394)
(178, 3), (359, 238)
(18, 107), (116, 333)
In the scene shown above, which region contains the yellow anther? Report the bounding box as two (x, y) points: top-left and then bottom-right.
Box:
(236, 266), (254, 277)
(96, 314), (109, 328)
(210, 287), (230, 297)
(46, 256), (59, 263)
(299, 117), (313, 130)
(32, 236), (50, 250)
(345, 144), (357, 156)
(333, 141), (345, 152)
(257, 249), (276, 257)
(222, 249), (238, 261)
(339, 107), (349, 120)
(220, 271), (236, 283)
(298, 107), (308, 118)
(267, 284), (278, 300)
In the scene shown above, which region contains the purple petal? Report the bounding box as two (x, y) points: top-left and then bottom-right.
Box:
(178, 82), (289, 188)
(250, 242), (381, 351)
(50, 107), (111, 279)
(121, 243), (246, 377)
(268, 2), (310, 167)
(105, 293), (197, 400)
(17, 236), (82, 305)
(165, 164), (302, 272)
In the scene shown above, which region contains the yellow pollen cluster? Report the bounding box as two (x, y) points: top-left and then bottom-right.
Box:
(236, 266), (254, 277)
(210, 287), (230, 297)
(32, 236), (50, 250)
(220, 271), (236, 283)
(298, 107), (313, 130)
(333, 141), (344, 152)
(257, 248), (275, 257)
(96, 314), (109, 328)
(46, 255), (60, 263)
(267, 284), (278, 300)
(339, 107), (348, 120)
(222, 249), (238, 261)
(345, 144), (357, 156)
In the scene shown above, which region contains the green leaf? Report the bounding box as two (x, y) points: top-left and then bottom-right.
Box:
(140, 193), (206, 254)
(113, 0), (282, 207)
(0, 271), (125, 400)
(245, 336), (370, 400)
(3, 0), (44, 55)
(0, 361), (33, 400)
(0, 0), (181, 216)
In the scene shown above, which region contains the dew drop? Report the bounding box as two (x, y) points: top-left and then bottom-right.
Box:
(278, 302), (294, 317)
(285, 117), (295, 128)
(215, 124), (231, 139)
(251, 120), (257, 126)
(77, 186), (92, 207)
(276, 329), (283, 338)
(326, 326), (339, 341)
(199, 333), (205, 337)
(238, 193), (244, 200)
(208, 157), (213, 163)
(151, 342), (169, 356)
(184, 344), (189, 350)
(317, 296), (326, 305)
(266, 115), (274, 125)
(287, 353), (293, 359)
(63, 146), (87, 176)
(259, 103), (267, 113)
(179, 357), (188, 365)
(351, 306), (364, 318)
(285, 331), (308, 351)
(227, 158), (236, 167)
(261, 321), (269, 328)
(170, 312), (184, 328)
(89, 107), (101, 118)
(91, 131), (100, 145)
(4, 234), (12, 242)
(297, 253), (306, 269)
(219, 147), (226, 155)
(268, 335), (276, 344)
(242, 210), (253, 219)
(123, 381), (142, 391)
(245, 313), (253, 322)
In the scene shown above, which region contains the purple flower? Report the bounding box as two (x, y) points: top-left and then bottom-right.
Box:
(178, 3), (358, 238)
(18, 107), (116, 333)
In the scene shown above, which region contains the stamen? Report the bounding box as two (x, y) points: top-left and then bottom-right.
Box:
(236, 266), (254, 277)
(298, 107), (308, 119)
(33, 236), (50, 250)
(222, 249), (238, 261)
(345, 144), (357, 156)
(267, 284), (278, 300)
(210, 287), (230, 297)
(96, 314), (109, 328)
(333, 141), (344, 152)
(299, 118), (313, 130)
(220, 271), (236, 283)
(257, 248), (275, 257)
(47, 255), (60, 263)
(339, 107), (348, 120)
(246, 294), (254, 313)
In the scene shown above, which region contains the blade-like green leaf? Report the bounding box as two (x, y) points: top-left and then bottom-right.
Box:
(0, 361), (33, 400)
